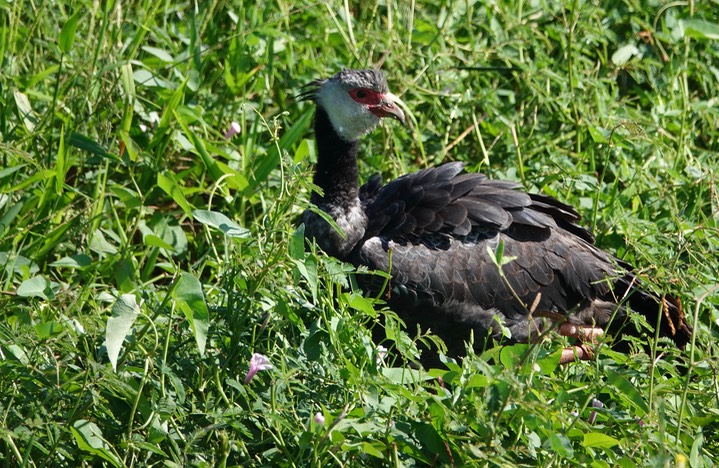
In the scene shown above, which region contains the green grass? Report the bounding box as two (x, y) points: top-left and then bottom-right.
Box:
(1, 0), (718, 466)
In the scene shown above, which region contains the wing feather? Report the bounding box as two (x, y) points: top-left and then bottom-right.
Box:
(353, 162), (691, 353)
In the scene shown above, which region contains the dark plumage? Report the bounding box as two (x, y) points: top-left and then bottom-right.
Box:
(301, 69), (692, 365)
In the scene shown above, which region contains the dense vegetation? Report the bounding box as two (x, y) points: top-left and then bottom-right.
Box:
(1, 0), (718, 465)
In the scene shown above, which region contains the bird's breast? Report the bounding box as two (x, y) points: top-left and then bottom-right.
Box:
(303, 200), (367, 259)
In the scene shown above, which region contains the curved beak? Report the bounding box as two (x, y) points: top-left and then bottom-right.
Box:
(370, 93), (406, 125)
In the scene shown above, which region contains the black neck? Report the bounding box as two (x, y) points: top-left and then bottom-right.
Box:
(311, 107), (360, 208)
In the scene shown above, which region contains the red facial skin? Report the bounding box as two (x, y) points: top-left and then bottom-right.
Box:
(349, 88), (406, 124)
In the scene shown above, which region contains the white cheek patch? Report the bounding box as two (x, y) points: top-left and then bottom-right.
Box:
(316, 81), (381, 141)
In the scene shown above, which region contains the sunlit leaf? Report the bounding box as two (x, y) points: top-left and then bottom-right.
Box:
(157, 171), (194, 216)
(16, 275), (56, 300)
(192, 209), (250, 238)
(13, 89), (36, 131)
(141, 46), (175, 62)
(58, 9), (82, 53)
(679, 19), (719, 40)
(106, 294), (140, 371)
(35, 321), (64, 339)
(50, 254), (93, 268)
(173, 272), (209, 356)
(582, 432), (619, 448)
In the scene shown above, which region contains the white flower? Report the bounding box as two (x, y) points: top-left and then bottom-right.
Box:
(313, 412), (325, 425)
(376, 345), (388, 365)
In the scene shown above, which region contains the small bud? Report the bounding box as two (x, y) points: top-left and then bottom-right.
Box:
(224, 121), (241, 139)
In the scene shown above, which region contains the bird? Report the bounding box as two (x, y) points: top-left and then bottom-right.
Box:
(299, 68), (692, 366)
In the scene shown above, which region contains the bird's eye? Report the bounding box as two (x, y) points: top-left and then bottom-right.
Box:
(349, 88), (381, 104)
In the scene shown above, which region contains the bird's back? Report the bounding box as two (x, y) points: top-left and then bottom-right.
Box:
(352, 163), (690, 355)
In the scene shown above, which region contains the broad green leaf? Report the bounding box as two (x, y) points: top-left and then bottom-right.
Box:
(618, 456), (639, 468)
(71, 420), (122, 467)
(89, 229), (118, 256)
(173, 272), (209, 356)
(69, 132), (116, 160)
(143, 234), (174, 250)
(293, 138), (314, 164)
(465, 374), (490, 388)
(289, 225), (305, 260)
(679, 19), (719, 41)
(106, 294), (140, 371)
(413, 423), (446, 459)
(110, 185), (141, 209)
(51, 254), (92, 269)
(35, 321), (64, 339)
(0, 198), (24, 238)
(360, 442), (385, 459)
(157, 171), (194, 216)
(1, 253), (37, 275)
(59, 10), (82, 53)
(606, 369), (648, 416)
(133, 68), (173, 89)
(587, 125), (610, 143)
(149, 217), (188, 255)
(119, 130), (139, 161)
(689, 433), (703, 468)
(303, 324), (327, 361)
(181, 123), (231, 185)
(294, 255), (317, 302)
(213, 158), (249, 191)
(141, 46), (175, 62)
(26, 64), (60, 88)
(347, 293), (376, 316)
(192, 209), (249, 238)
(546, 433), (574, 458)
(381, 367), (432, 384)
(582, 432), (619, 448)
(134, 440), (168, 457)
(7, 344), (29, 364)
(536, 347), (563, 374)
(13, 89), (36, 131)
(0, 165), (25, 179)
(500, 343), (530, 368)
(17, 275), (55, 300)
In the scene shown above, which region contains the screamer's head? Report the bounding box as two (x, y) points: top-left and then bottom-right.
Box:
(300, 69), (405, 142)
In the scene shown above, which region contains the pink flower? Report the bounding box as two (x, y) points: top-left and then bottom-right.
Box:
(224, 121), (241, 139)
(588, 398), (604, 424)
(244, 353), (273, 383)
(313, 412), (325, 425)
